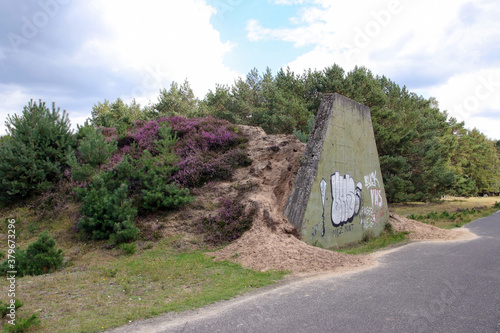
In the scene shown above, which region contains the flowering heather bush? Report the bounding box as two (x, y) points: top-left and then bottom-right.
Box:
(67, 115), (249, 244)
(198, 199), (256, 244)
(169, 116), (250, 187)
(130, 117), (169, 154)
(169, 116), (237, 153)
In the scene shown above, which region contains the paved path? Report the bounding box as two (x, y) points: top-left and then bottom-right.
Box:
(109, 211), (500, 333)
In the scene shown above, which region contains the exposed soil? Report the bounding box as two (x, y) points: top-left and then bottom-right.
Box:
(157, 125), (477, 275)
(388, 212), (476, 242)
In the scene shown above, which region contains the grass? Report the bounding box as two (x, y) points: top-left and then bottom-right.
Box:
(0, 203), (286, 333)
(333, 196), (500, 255)
(2, 196), (498, 331)
(389, 196), (500, 216)
(391, 197), (500, 229)
(332, 224), (410, 255)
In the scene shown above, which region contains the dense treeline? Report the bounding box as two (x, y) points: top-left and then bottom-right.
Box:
(2, 64), (499, 204)
(88, 65), (499, 202)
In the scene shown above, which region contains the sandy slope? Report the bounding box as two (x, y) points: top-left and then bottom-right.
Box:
(163, 125), (476, 274)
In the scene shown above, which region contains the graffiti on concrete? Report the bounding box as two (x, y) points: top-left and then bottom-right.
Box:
(364, 171), (380, 189)
(331, 224), (354, 237)
(361, 170), (385, 228)
(320, 179), (327, 236)
(330, 172), (363, 227)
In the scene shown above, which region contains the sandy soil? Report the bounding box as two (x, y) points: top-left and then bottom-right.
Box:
(162, 125), (478, 275)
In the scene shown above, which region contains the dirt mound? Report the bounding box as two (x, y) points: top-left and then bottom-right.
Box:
(388, 212), (475, 241)
(160, 125), (477, 274)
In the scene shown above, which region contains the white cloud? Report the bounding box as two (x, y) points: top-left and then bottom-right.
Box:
(87, 0), (239, 102)
(423, 69), (500, 140)
(0, 1), (242, 135)
(247, 0), (500, 139)
(0, 85), (31, 136)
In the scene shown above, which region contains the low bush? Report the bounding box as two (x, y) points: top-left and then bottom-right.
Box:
(0, 232), (64, 277)
(74, 122), (193, 244)
(198, 199), (256, 244)
(169, 116), (251, 187)
(76, 173), (138, 245)
(4, 313), (41, 333)
(0, 300), (23, 318)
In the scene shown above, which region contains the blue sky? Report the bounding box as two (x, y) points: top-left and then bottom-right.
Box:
(1, 0), (499, 140)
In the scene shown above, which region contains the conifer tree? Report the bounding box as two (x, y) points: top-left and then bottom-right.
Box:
(0, 99), (75, 201)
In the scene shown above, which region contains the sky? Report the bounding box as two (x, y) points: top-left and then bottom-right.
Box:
(1, 0), (499, 140)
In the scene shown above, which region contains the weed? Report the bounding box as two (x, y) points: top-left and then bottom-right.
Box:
(139, 224), (163, 242)
(362, 231), (374, 243)
(120, 243), (137, 256)
(3, 313), (40, 333)
(104, 268), (118, 278)
(335, 224), (409, 255)
(0, 300), (23, 318)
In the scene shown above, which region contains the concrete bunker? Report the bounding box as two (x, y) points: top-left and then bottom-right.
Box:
(284, 93), (389, 247)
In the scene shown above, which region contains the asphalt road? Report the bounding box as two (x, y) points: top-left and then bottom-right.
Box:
(108, 211), (500, 333)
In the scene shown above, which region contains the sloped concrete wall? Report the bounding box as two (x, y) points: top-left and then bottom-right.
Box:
(284, 93), (389, 248)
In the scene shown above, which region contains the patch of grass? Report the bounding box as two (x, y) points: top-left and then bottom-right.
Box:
(401, 201), (499, 229)
(390, 196), (500, 216)
(0, 223), (286, 333)
(333, 224), (409, 255)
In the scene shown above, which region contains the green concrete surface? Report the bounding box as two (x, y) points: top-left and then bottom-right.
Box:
(285, 93), (389, 247)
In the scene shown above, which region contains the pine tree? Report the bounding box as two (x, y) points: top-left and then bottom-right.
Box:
(0, 100), (75, 201)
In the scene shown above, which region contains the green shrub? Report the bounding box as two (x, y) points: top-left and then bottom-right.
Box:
(0, 300), (23, 318)
(0, 100), (75, 201)
(136, 151), (193, 212)
(3, 313), (40, 333)
(0, 232), (63, 277)
(119, 243), (136, 255)
(68, 127), (117, 181)
(76, 174), (138, 245)
(74, 122), (193, 244)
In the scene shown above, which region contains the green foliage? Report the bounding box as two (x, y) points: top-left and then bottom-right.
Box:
(134, 151), (194, 212)
(3, 313), (40, 333)
(202, 64), (500, 202)
(0, 300), (23, 318)
(407, 202), (500, 228)
(450, 128), (500, 195)
(76, 173), (138, 245)
(0, 232), (64, 277)
(205, 67), (312, 135)
(119, 243), (136, 255)
(0, 99), (75, 202)
(68, 127), (117, 181)
(74, 121), (193, 244)
(91, 98), (150, 133)
(335, 224), (409, 255)
(154, 80), (201, 118)
(293, 115), (315, 143)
